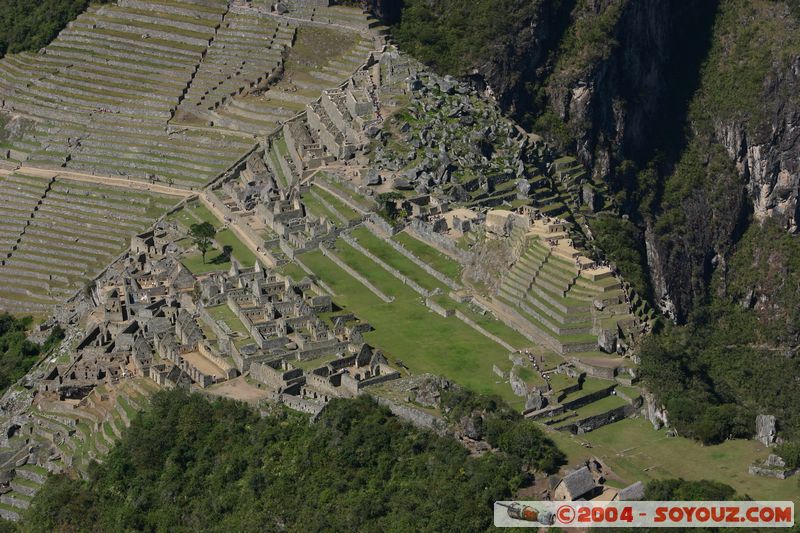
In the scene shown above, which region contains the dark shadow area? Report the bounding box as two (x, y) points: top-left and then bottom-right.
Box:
(624, 0), (720, 213)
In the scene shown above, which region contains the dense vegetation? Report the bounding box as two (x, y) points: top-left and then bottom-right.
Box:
(644, 478), (738, 501)
(0, 314), (63, 395)
(588, 213), (651, 299)
(640, 220), (800, 445)
(392, 0), (544, 75)
(0, 0), (109, 57)
(21, 390), (562, 532)
(606, 480), (745, 533)
(439, 385), (566, 473)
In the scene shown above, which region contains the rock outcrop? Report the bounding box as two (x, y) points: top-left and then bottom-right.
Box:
(755, 414), (777, 447)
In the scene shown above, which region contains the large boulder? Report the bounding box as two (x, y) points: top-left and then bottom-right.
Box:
(525, 390), (546, 411)
(755, 414), (777, 446)
(581, 183), (601, 212)
(412, 376), (451, 408)
(597, 329), (617, 353)
(459, 415), (482, 440)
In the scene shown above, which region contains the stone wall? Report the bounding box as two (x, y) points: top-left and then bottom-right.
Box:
(560, 384), (615, 411)
(561, 400), (641, 435)
(453, 310), (516, 352)
(384, 233), (461, 289)
(425, 298), (454, 317)
(374, 397), (448, 435)
(569, 357), (617, 379)
(297, 340), (349, 361)
(276, 393), (326, 416)
(365, 213), (402, 236)
(407, 219), (474, 264)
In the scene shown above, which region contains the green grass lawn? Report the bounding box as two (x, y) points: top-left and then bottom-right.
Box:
(548, 372), (579, 394)
(170, 201), (254, 269)
(302, 190), (343, 226)
(168, 201), (221, 228)
(318, 172), (374, 210)
(513, 365), (547, 388)
(300, 248), (522, 408)
(279, 262), (309, 282)
(567, 394), (627, 419)
(393, 231), (463, 281)
(187, 203), (222, 227)
(546, 418), (800, 501)
(312, 185), (362, 221)
(181, 248), (231, 274)
(448, 298), (532, 349)
(559, 376), (615, 403)
(291, 355), (341, 372)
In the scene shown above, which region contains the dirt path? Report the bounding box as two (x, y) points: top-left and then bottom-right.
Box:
(1, 165), (194, 198)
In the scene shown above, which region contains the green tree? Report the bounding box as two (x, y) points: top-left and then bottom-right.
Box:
(645, 478), (737, 501)
(188, 222), (215, 264)
(376, 191), (404, 221)
(0, 0), (112, 58)
(0, 314), (63, 395)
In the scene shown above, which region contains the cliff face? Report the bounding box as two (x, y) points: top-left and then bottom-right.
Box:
(360, 0), (403, 24)
(642, 0), (800, 320)
(714, 57), (800, 232)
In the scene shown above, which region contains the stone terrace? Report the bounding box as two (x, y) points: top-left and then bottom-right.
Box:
(282, 2), (385, 33)
(0, 173), (175, 313)
(0, 0), (256, 189)
(491, 217), (637, 375)
(205, 4), (378, 136)
(174, 8), (297, 130)
(0, 379), (159, 521)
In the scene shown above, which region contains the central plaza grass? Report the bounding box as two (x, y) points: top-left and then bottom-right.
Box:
(215, 229), (256, 268)
(181, 248), (231, 274)
(546, 418), (800, 501)
(300, 248), (523, 408)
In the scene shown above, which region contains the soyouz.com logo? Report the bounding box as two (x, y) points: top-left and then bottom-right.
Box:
(494, 501), (795, 528)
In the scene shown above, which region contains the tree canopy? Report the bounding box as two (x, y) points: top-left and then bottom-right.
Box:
(188, 222), (216, 264)
(22, 391), (541, 532)
(0, 0), (110, 58)
(0, 314), (63, 395)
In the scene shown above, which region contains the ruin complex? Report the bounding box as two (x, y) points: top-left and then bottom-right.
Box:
(0, 0), (669, 520)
